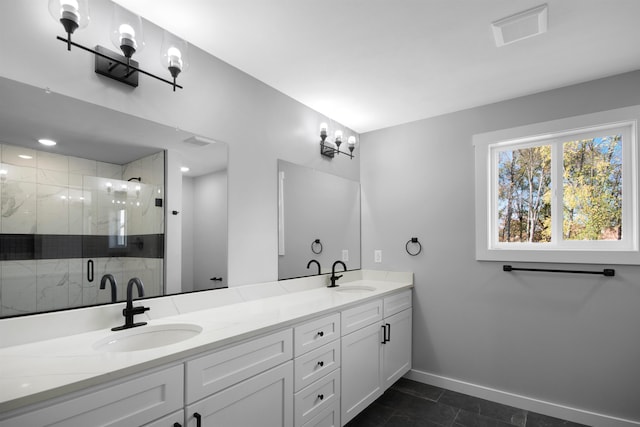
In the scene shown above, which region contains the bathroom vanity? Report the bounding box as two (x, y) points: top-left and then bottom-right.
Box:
(0, 270), (412, 427)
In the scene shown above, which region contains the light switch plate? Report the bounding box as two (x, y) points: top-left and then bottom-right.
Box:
(374, 250), (382, 263)
(342, 250), (349, 262)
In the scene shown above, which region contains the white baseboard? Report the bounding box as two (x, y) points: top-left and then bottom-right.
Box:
(405, 369), (639, 427)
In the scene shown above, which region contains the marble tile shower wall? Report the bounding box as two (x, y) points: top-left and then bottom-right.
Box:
(0, 144), (165, 316)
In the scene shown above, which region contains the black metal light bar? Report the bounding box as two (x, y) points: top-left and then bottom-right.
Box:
(320, 141), (354, 159)
(56, 36), (183, 91)
(503, 265), (615, 277)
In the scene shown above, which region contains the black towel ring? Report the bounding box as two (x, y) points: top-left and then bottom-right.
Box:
(311, 239), (323, 254)
(406, 237), (422, 256)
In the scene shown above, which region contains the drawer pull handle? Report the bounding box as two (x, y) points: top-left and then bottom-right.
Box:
(317, 331), (324, 337)
(194, 412), (202, 427)
(381, 324), (387, 344)
(317, 360), (324, 367)
(317, 393), (324, 400)
(385, 322), (391, 342)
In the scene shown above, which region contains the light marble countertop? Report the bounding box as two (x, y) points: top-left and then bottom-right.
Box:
(0, 270), (412, 415)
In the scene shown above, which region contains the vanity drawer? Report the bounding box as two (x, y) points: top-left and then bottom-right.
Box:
(302, 401), (339, 427)
(294, 368), (341, 427)
(0, 365), (183, 427)
(383, 290), (412, 318)
(185, 328), (292, 403)
(294, 312), (340, 356)
(341, 299), (383, 335)
(294, 339), (341, 391)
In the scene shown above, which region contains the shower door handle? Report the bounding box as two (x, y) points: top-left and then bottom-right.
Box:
(87, 260), (94, 282)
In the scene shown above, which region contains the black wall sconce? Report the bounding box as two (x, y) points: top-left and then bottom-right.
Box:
(319, 123), (357, 159)
(49, 0), (188, 91)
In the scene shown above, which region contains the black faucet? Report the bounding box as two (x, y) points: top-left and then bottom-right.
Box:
(329, 261), (347, 287)
(307, 259), (321, 275)
(111, 278), (149, 331)
(99, 274), (118, 303)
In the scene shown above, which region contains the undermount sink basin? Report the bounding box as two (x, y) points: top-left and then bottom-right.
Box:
(93, 323), (203, 352)
(333, 285), (376, 293)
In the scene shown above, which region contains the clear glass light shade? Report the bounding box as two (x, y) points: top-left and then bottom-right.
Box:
(162, 31), (189, 76)
(48, 0), (90, 33)
(319, 123), (328, 133)
(347, 136), (357, 147)
(334, 130), (343, 143)
(110, 4), (145, 57)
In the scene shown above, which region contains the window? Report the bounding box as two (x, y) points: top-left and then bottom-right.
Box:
(474, 107), (639, 264)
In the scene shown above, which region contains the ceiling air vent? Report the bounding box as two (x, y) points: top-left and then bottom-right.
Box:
(183, 135), (216, 146)
(492, 4), (548, 47)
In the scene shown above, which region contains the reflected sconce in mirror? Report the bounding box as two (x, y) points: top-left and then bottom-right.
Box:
(319, 123), (356, 159)
(48, 0), (188, 91)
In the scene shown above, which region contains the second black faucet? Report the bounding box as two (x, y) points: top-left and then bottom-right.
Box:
(329, 260), (347, 287)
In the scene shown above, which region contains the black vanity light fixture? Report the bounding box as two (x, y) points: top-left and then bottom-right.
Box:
(48, 0), (188, 91)
(319, 122), (357, 159)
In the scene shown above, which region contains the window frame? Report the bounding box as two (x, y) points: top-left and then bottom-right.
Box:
(474, 107), (640, 265)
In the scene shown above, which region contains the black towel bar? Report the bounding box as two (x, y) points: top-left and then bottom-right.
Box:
(503, 265), (615, 277)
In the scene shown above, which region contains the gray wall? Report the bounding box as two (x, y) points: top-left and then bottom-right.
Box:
(360, 71), (640, 422)
(1, 0), (359, 286)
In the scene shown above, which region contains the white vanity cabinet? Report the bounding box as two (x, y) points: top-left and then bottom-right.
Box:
(340, 290), (412, 425)
(293, 313), (342, 427)
(0, 364), (184, 427)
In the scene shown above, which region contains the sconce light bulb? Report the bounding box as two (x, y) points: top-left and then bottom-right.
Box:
(319, 122), (328, 142)
(348, 136), (356, 146)
(334, 130), (343, 147)
(59, 0), (80, 33)
(167, 46), (183, 77)
(118, 23), (137, 58)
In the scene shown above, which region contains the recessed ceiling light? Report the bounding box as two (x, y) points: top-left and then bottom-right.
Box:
(18, 154), (33, 159)
(38, 138), (57, 146)
(180, 166), (190, 172)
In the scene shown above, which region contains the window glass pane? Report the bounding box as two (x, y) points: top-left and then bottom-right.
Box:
(497, 145), (552, 242)
(563, 135), (622, 241)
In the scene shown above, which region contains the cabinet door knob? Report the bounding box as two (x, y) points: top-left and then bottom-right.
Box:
(317, 393), (324, 400)
(317, 360), (324, 367)
(317, 331), (324, 337)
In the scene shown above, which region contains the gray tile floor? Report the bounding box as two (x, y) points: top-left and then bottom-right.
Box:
(345, 378), (590, 427)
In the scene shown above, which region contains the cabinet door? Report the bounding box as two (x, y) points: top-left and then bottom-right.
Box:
(382, 308), (412, 389)
(186, 361), (293, 427)
(143, 410), (184, 427)
(0, 365), (183, 427)
(340, 321), (383, 425)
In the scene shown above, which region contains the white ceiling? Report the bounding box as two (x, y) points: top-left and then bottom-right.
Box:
(115, 0), (640, 134)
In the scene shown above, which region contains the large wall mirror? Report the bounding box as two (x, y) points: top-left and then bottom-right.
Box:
(0, 76), (227, 318)
(278, 159), (360, 280)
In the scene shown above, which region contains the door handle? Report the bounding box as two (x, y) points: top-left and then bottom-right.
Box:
(381, 324), (387, 344)
(193, 412), (202, 427)
(87, 260), (94, 283)
(385, 322), (391, 342)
